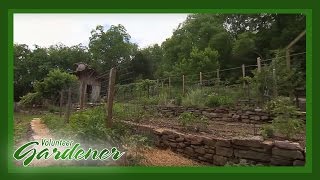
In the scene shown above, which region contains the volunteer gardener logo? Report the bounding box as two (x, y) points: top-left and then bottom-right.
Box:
(13, 138), (125, 166)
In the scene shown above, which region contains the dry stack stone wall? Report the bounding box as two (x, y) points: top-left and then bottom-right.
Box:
(126, 122), (305, 166)
(146, 106), (306, 123)
(155, 129), (305, 166)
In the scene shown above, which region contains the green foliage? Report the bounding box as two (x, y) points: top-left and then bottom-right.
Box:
(181, 88), (236, 108)
(34, 69), (77, 97)
(205, 93), (233, 107)
(42, 114), (66, 132)
(14, 113), (39, 144)
(174, 47), (220, 75)
(272, 117), (304, 139)
(232, 32), (256, 57)
(181, 88), (208, 107)
(89, 25), (137, 72)
(21, 69), (78, 106)
(264, 96), (304, 139)
(69, 106), (108, 141)
(14, 44), (90, 101)
(264, 96), (298, 116)
(113, 103), (151, 122)
(251, 50), (305, 100)
(261, 124), (275, 138)
(47, 105), (60, 113)
(178, 112), (197, 126)
(19, 92), (42, 107)
(177, 112), (209, 132)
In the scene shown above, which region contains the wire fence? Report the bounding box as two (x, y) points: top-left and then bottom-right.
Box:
(112, 52), (306, 111)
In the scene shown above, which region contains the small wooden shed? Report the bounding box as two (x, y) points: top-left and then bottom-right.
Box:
(73, 63), (101, 108)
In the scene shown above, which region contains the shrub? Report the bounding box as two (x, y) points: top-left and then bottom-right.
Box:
(181, 89), (208, 107)
(205, 94), (233, 107)
(264, 96), (304, 139)
(19, 92), (42, 107)
(48, 105), (60, 113)
(113, 103), (150, 122)
(178, 112), (209, 132)
(69, 106), (109, 141)
(264, 96), (298, 116)
(42, 114), (66, 131)
(272, 117), (304, 139)
(261, 124), (274, 138)
(178, 112), (197, 126)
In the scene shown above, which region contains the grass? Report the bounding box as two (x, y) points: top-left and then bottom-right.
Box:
(13, 112), (39, 144)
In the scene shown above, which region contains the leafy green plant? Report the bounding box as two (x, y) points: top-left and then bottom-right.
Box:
(113, 103), (151, 122)
(263, 96), (304, 139)
(42, 114), (66, 131)
(178, 112), (197, 126)
(272, 117), (304, 139)
(264, 96), (298, 116)
(19, 92), (42, 107)
(205, 94), (233, 107)
(181, 88), (208, 107)
(261, 124), (275, 138)
(177, 112), (209, 131)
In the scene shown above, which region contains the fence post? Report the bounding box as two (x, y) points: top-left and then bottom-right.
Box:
(200, 72), (202, 86)
(65, 87), (72, 123)
(105, 67), (116, 128)
(242, 64), (246, 88)
(216, 69), (220, 85)
(157, 79), (159, 97)
(182, 75), (185, 95)
(79, 81), (86, 109)
(272, 61), (278, 97)
(257, 57), (261, 73)
(168, 77), (171, 98)
(59, 90), (64, 117)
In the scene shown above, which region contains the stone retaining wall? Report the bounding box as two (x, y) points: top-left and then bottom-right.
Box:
(126, 122), (306, 166)
(145, 106), (306, 123)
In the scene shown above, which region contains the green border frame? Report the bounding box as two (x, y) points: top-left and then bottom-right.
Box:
(7, 8), (312, 174)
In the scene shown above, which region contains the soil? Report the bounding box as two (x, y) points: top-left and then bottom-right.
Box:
(139, 148), (201, 166)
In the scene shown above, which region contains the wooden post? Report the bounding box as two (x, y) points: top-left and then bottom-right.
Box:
(242, 64), (245, 78)
(157, 79), (159, 97)
(79, 81), (86, 109)
(65, 87), (72, 123)
(257, 57), (261, 73)
(242, 64), (246, 88)
(199, 72), (202, 86)
(59, 90), (64, 117)
(272, 61), (278, 97)
(168, 77), (171, 98)
(285, 30), (306, 70)
(216, 69), (220, 85)
(105, 68), (116, 128)
(182, 75), (185, 95)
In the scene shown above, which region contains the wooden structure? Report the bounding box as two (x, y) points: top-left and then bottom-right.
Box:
(73, 63), (102, 109)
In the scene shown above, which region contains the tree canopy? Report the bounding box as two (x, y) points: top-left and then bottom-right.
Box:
(14, 13), (306, 101)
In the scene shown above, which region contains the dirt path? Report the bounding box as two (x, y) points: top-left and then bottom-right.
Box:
(25, 118), (57, 167)
(25, 118), (200, 167)
(140, 148), (201, 166)
(30, 118), (52, 140)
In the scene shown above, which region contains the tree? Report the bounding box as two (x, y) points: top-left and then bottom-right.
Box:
(174, 47), (219, 75)
(89, 24), (137, 72)
(14, 44), (32, 101)
(19, 69), (78, 106)
(33, 69), (78, 103)
(160, 14), (231, 77)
